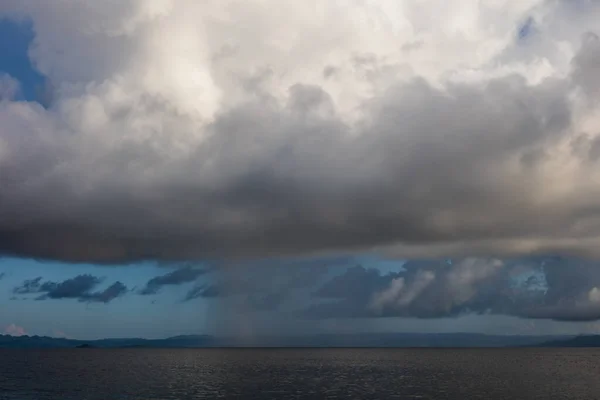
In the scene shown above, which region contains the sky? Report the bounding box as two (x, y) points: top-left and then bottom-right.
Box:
(5, 0), (600, 339)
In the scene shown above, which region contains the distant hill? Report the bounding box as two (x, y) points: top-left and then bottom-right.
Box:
(0, 333), (573, 349)
(536, 335), (600, 347)
(0, 334), (79, 349)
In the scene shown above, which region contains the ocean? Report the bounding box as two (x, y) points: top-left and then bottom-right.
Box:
(1, 348), (599, 399)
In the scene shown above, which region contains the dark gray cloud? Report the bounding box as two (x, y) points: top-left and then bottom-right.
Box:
(13, 274), (128, 303)
(139, 266), (208, 295)
(39, 275), (102, 300)
(86, 281), (129, 303)
(185, 283), (288, 311)
(184, 258), (332, 308)
(314, 265), (402, 300)
(185, 284), (221, 301)
(13, 277), (43, 295)
(2, 2), (600, 263)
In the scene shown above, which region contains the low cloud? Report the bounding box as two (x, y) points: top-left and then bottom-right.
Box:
(185, 284), (220, 301)
(184, 258), (331, 305)
(370, 270), (437, 313)
(523, 304), (600, 322)
(13, 277), (44, 295)
(301, 257), (600, 322)
(139, 266), (207, 295)
(88, 281), (128, 303)
(520, 278), (600, 321)
(13, 274), (128, 303)
(4, 323), (26, 337)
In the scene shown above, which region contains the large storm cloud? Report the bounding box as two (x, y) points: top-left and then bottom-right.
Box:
(2, 1), (600, 263)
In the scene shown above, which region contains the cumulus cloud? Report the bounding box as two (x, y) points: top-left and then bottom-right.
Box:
(521, 283), (600, 322)
(4, 323), (26, 337)
(306, 259), (505, 318)
(2, 1), (600, 262)
(13, 274), (128, 303)
(298, 257), (600, 322)
(139, 266), (207, 295)
(370, 270), (437, 313)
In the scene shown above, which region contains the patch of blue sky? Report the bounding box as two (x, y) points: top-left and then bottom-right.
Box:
(0, 18), (46, 102)
(510, 267), (548, 293)
(517, 16), (535, 41)
(0, 258), (211, 339)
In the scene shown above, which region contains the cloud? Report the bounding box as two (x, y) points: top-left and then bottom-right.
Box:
(370, 270), (437, 313)
(0, 73), (19, 100)
(183, 258), (331, 304)
(4, 323), (26, 337)
(301, 257), (600, 322)
(51, 329), (68, 339)
(520, 283), (600, 321)
(314, 265), (400, 301)
(87, 281), (128, 303)
(38, 275), (102, 300)
(139, 266), (207, 295)
(3, 2), (600, 262)
(13, 274), (127, 303)
(13, 277), (43, 295)
(0, 272), (5, 280)
(185, 284), (220, 301)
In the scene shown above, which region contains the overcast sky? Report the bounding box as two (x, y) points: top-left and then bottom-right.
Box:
(4, 1), (600, 339)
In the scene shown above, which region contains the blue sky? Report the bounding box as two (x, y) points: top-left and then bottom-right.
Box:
(3, 251), (600, 340)
(4, 3), (600, 340)
(0, 254), (407, 339)
(0, 19), (45, 102)
(0, 258), (211, 339)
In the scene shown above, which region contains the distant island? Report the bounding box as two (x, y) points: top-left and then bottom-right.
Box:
(0, 332), (583, 349)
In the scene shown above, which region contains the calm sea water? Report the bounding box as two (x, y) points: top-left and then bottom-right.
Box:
(1, 348), (600, 399)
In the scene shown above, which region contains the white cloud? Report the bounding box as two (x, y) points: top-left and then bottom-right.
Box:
(369, 258), (501, 314)
(588, 287), (600, 303)
(4, 323), (27, 337)
(0, 74), (19, 101)
(370, 270), (437, 313)
(370, 277), (405, 313)
(445, 258), (504, 306)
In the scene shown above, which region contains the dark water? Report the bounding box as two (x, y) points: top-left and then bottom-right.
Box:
(1, 348), (600, 399)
